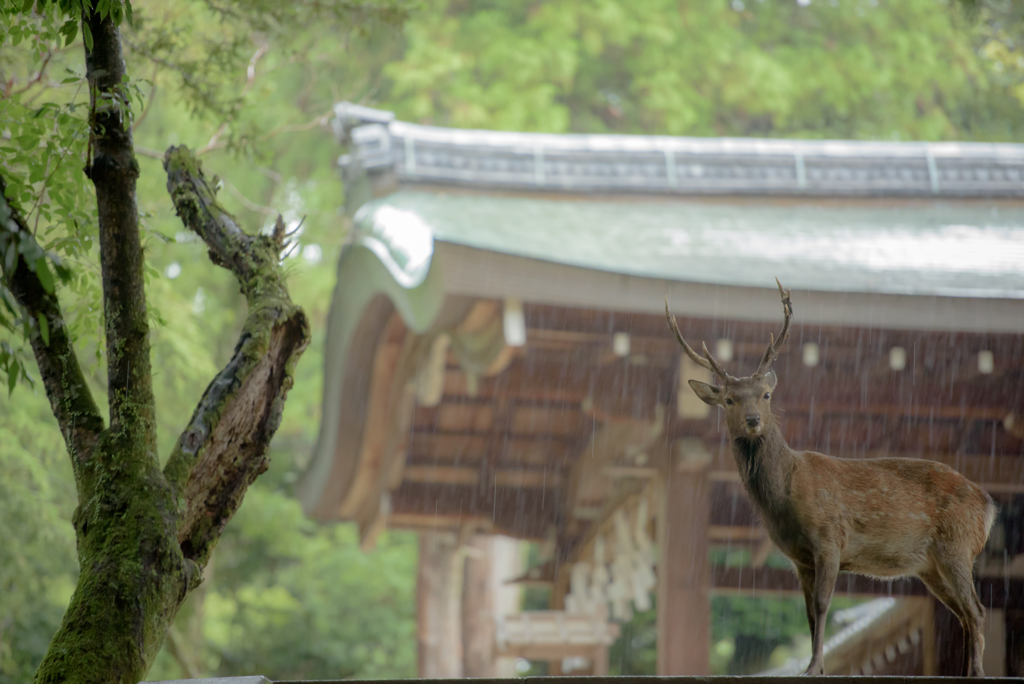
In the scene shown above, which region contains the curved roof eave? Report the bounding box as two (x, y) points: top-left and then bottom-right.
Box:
(295, 205), (446, 519)
(344, 190), (1024, 332)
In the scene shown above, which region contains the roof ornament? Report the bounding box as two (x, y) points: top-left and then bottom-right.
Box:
(332, 102), (399, 215)
(330, 101), (395, 145)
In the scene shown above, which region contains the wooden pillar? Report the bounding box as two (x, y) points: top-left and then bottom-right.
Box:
(418, 532), (463, 678)
(1007, 610), (1024, 676)
(656, 464), (710, 675)
(546, 560), (571, 676)
(592, 645), (610, 676)
(921, 598), (937, 676)
(490, 536), (523, 678)
(462, 535), (496, 678)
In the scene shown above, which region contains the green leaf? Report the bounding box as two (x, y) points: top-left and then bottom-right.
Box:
(16, 135), (40, 150)
(34, 257), (54, 294)
(4, 244), (17, 275)
(37, 313), (49, 346)
(8, 363), (17, 396)
(82, 22), (93, 52)
(60, 20), (78, 48)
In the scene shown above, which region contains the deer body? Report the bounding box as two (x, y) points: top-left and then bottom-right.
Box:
(667, 281), (996, 677)
(735, 431), (994, 582)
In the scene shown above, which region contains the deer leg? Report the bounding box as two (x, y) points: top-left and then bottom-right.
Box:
(921, 558), (986, 677)
(796, 565), (816, 639)
(919, 567), (966, 675)
(803, 553), (839, 676)
(942, 559), (986, 678)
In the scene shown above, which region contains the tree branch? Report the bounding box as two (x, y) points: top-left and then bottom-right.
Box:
(10, 47), (54, 97)
(83, 7), (158, 459)
(0, 176), (105, 470)
(162, 145), (309, 567)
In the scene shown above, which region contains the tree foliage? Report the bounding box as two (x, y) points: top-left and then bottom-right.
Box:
(1, 0), (420, 677)
(382, 0), (1024, 140)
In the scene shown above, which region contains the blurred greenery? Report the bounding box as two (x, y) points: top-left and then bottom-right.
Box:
(381, 0), (1024, 140)
(2, 0), (1024, 679)
(607, 555), (861, 676)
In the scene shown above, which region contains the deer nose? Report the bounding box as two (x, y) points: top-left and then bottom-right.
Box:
(745, 414), (761, 428)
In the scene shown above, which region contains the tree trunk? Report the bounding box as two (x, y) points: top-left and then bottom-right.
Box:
(0, 9), (310, 683)
(33, 10), (190, 683)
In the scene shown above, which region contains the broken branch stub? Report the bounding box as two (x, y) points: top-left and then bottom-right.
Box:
(161, 145), (310, 566)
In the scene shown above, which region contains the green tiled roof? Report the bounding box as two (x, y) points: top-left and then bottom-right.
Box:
(355, 190), (1024, 299)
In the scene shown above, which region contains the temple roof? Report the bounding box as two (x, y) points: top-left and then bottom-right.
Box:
(335, 101), (1024, 199)
(355, 189), (1024, 301)
(297, 105), (1024, 546)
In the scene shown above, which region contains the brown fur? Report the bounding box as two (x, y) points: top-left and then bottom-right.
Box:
(669, 286), (996, 677)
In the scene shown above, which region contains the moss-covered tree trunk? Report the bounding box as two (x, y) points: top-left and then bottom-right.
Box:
(1, 7), (309, 684)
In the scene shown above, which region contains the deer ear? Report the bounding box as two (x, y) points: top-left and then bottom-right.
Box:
(764, 370), (778, 390)
(688, 379), (722, 406)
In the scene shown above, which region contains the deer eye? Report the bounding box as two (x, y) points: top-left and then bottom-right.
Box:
(725, 398), (734, 406)
(764, 392), (771, 400)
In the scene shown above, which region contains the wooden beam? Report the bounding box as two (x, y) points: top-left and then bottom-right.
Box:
(522, 302), (1024, 357)
(404, 465), (478, 486)
(495, 469), (562, 488)
(602, 465), (660, 479)
(439, 360), (670, 418)
(519, 306), (1024, 407)
(406, 431), (573, 467)
(391, 513), (487, 532)
(390, 482), (556, 540)
(708, 525), (765, 542)
(498, 644), (613, 660)
(402, 464), (563, 488)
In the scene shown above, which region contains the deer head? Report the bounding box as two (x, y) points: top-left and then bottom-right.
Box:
(666, 279), (793, 438)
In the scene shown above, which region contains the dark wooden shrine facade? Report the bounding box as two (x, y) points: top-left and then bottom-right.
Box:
(396, 302), (1024, 535)
(380, 297), (1024, 676)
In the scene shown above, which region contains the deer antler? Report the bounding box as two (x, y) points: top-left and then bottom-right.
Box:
(756, 277), (793, 375)
(665, 296), (734, 382)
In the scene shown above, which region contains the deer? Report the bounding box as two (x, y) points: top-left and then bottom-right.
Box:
(665, 279), (997, 677)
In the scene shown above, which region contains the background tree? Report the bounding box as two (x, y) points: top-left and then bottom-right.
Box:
(0, 0), (412, 680)
(382, 0), (1024, 139)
